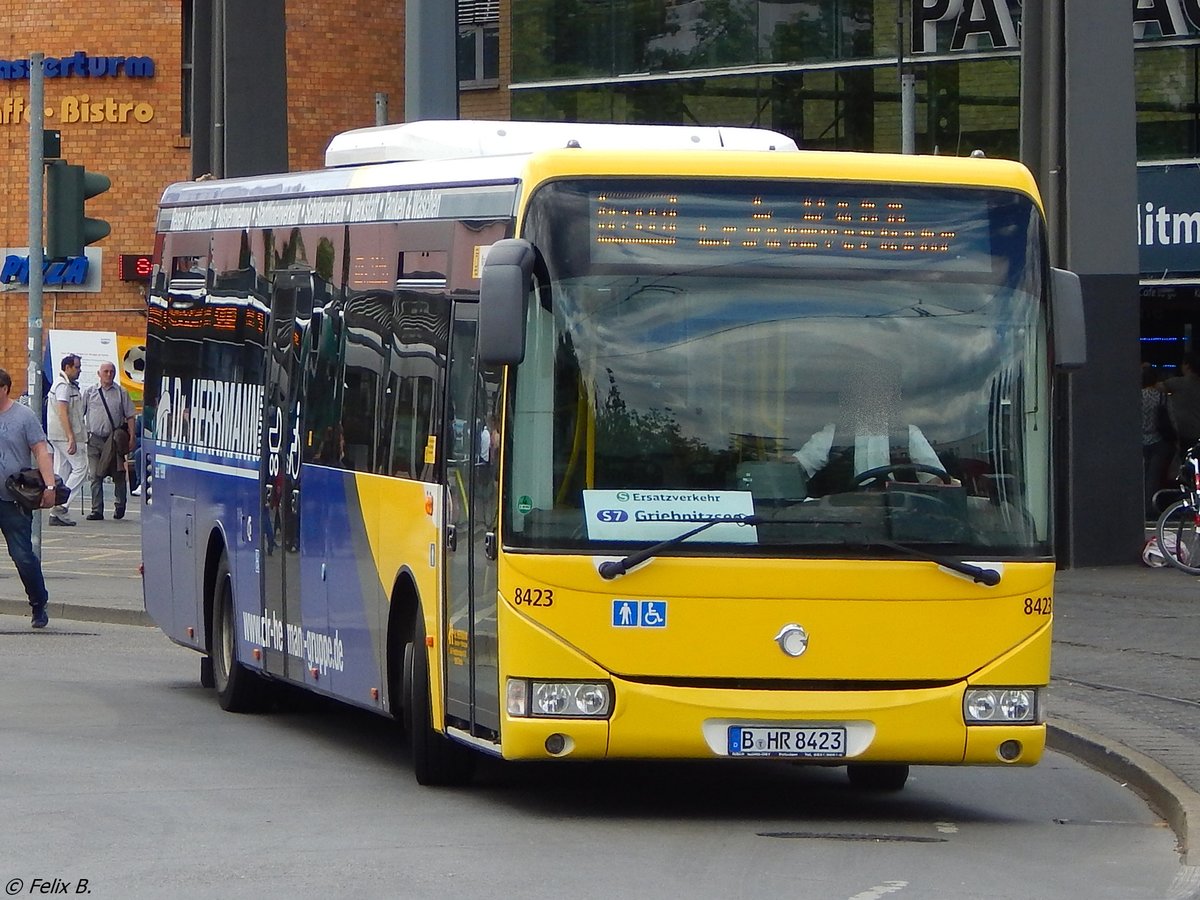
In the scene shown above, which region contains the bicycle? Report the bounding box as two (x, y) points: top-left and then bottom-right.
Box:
(1155, 443), (1200, 574)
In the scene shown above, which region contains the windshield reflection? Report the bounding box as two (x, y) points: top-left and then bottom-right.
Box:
(505, 181), (1050, 560)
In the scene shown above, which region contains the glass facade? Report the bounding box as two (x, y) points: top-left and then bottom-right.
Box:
(510, 1), (1200, 164)
(1136, 44), (1200, 161)
(510, 0), (1024, 157)
(511, 0), (884, 80)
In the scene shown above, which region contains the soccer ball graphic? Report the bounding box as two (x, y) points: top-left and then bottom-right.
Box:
(122, 344), (146, 385)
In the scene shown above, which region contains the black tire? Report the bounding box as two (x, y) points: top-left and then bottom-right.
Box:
(199, 655), (215, 689)
(847, 763), (910, 792)
(405, 613), (475, 786)
(210, 553), (263, 713)
(1156, 499), (1200, 575)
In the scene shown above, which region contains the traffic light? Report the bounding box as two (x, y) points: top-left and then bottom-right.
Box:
(46, 162), (111, 259)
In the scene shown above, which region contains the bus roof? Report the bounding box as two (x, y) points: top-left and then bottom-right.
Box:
(323, 119), (800, 167)
(156, 122), (1041, 222)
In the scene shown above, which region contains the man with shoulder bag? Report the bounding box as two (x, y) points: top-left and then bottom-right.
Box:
(0, 368), (58, 627)
(82, 361), (136, 521)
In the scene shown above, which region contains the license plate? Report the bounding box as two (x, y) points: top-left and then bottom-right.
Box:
(727, 725), (847, 758)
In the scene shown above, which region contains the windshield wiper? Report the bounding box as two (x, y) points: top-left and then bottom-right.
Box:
(597, 517), (759, 580)
(595, 518), (999, 586)
(871, 539), (1001, 586)
(597, 514), (850, 579)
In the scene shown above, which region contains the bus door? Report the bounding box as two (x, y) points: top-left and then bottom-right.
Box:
(261, 266), (313, 681)
(443, 303), (503, 736)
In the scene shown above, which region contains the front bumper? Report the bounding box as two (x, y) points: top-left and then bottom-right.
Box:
(499, 675), (1045, 765)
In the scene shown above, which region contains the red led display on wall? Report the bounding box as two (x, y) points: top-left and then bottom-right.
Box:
(118, 253), (153, 282)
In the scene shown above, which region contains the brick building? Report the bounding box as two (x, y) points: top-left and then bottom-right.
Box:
(0, 1), (510, 394)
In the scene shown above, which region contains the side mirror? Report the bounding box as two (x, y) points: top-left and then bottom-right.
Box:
(1050, 267), (1086, 370)
(479, 239), (536, 366)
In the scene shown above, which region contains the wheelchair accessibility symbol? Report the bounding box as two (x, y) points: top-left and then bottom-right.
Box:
(612, 600), (668, 628)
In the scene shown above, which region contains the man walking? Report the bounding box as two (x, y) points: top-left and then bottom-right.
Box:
(0, 369), (58, 628)
(46, 354), (86, 526)
(83, 361), (136, 520)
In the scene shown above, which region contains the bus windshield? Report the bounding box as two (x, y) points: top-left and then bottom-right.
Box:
(505, 178), (1050, 559)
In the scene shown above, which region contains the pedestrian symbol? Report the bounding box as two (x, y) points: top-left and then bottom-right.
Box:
(612, 599), (668, 628)
(613, 601), (637, 627)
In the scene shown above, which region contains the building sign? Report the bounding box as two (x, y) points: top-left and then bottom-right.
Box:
(0, 96), (154, 125)
(0, 52), (155, 127)
(911, 0), (1200, 55)
(1139, 164), (1200, 279)
(1132, 0), (1200, 39)
(0, 52), (154, 80)
(912, 0), (1020, 54)
(0, 248), (102, 293)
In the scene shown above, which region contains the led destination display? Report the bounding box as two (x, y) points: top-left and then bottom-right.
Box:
(586, 182), (1012, 273)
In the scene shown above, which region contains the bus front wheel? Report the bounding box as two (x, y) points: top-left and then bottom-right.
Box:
(404, 613), (475, 786)
(847, 763), (909, 792)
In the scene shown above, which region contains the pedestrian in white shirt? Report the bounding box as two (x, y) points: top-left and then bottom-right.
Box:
(46, 354), (86, 526)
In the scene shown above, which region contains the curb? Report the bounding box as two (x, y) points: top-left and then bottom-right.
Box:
(1049, 717), (1200, 865)
(0, 597), (152, 628)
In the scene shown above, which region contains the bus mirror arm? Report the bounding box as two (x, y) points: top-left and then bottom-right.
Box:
(479, 239), (537, 366)
(1050, 267), (1086, 370)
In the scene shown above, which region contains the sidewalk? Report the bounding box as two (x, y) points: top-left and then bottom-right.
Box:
(1050, 563), (1200, 864)
(0, 482), (147, 626)
(2, 502), (1200, 861)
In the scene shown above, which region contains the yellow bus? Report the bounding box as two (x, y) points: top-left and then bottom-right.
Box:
(142, 120), (1084, 789)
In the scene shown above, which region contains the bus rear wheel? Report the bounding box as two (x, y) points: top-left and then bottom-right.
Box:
(210, 553), (263, 713)
(847, 763), (909, 792)
(404, 613), (475, 786)
(199, 656), (215, 689)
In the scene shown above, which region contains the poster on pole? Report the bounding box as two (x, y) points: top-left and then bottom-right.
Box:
(46, 329), (118, 391)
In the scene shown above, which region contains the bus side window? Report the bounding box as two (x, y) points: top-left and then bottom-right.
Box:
(304, 306), (345, 465)
(386, 292), (449, 481)
(386, 229), (453, 482)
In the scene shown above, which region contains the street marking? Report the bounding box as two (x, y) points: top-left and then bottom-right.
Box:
(847, 882), (909, 900)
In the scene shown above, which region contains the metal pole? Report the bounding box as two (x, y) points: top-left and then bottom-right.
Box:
(1045, 0), (1064, 267)
(901, 75), (916, 154)
(212, 0), (225, 178)
(375, 92), (388, 126)
(27, 51), (45, 555)
(898, 1), (915, 154)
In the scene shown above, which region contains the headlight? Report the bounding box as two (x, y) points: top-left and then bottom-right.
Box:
(964, 688), (1040, 724)
(506, 679), (612, 718)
